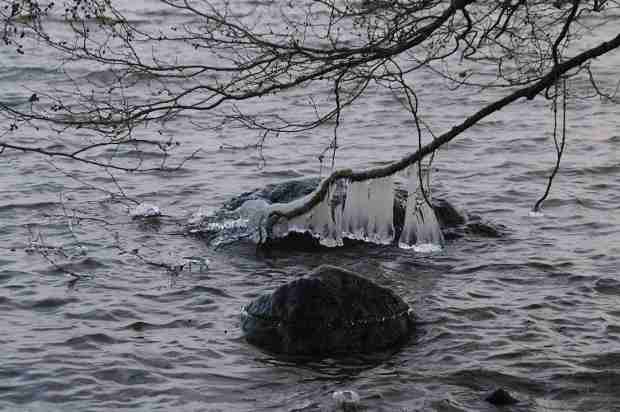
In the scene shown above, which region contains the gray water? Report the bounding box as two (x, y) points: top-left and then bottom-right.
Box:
(1, 2), (620, 411)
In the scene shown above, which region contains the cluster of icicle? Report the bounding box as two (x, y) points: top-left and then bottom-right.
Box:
(269, 166), (444, 251)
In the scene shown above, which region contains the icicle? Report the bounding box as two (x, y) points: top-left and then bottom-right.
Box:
(270, 177), (395, 247)
(276, 180), (345, 247)
(398, 166), (444, 251)
(342, 177), (394, 245)
(341, 179), (367, 240)
(238, 199), (271, 243)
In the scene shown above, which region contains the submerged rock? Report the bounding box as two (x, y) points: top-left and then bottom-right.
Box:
(241, 265), (414, 355)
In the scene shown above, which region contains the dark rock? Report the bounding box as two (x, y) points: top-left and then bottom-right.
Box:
(485, 388), (519, 406)
(432, 198), (466, 227)
(223, 178), (320, 211)
(465, 221), (503, 238)
(241, 265), (414, 355)
(393, 189), (466, 240)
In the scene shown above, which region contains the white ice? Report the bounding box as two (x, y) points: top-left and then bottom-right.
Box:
(284, 182), (345, 247)
(271, 176), (395, 247)
(398, 166), (444, 251)
(130, 203), (162, 218)
(332, 390), (360, 409)
(341, 177), (394, 245)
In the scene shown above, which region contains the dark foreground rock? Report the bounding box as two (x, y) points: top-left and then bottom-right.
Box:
(241, 265), (414, 355)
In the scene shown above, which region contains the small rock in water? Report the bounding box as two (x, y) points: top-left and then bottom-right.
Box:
(485, 388), (519, 405)
(130, 203), (162, 218)
(333, 390), (360, 410)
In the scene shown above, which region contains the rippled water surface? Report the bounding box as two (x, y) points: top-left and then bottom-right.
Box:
(1, 2), (620, 411)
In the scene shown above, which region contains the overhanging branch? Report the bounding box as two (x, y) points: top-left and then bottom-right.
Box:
(266, 31), (620, 231)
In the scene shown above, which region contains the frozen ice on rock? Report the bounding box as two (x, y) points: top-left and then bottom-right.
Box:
(272, 177), (396, 247)
(342, 177), (395, 245)
(130, 203), (162, 218)
(398, 166), (444, 251)
(188, 207), (216, 225)
(237, 198), (270, 218)
(286, 182), (345, 247)
(332, 389), (360, 409)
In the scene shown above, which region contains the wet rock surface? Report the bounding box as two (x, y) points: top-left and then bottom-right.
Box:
(241, 265), (415, 355)
(222, 178), (321, 211)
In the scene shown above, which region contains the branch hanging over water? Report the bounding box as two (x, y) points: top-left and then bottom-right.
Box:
(266, 31), (620, 232)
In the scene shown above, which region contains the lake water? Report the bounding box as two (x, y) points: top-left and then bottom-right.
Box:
(1, 2), (620, 411)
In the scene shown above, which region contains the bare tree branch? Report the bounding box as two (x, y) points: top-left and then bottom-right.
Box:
(266, 30), (620, 231)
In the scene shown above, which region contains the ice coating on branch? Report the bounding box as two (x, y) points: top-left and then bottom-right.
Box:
(238, 198), (272, 243)
(192, 170), (445, 250)
(275, 181), (345, 247)
(398, 167), (444, 251)
(272, 177), (395, 247)
(399, 200), (444, 252)
(188, 207), (216, 225)
(342, 177), (394, 244)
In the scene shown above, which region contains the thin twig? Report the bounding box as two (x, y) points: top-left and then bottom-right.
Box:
(533, 77), (568, 212)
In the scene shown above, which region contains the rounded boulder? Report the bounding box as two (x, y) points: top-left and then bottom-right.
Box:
(241, 265), (414, 355)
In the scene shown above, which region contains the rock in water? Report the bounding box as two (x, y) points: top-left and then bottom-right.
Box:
(485, 388), (519, 406)
(190, 177), (502, 249)
(222, 178), (320, 211)
(241, 265), (414, 355)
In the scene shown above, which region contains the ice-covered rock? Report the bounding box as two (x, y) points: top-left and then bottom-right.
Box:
(189, 176), (502, 249)
(130, 203), (162, 218)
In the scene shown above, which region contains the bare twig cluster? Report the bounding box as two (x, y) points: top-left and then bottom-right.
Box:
(0, 0), (618, 212)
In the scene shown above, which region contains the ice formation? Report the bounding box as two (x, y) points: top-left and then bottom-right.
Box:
(269, 168), (445, 250)
(237, 199), (271, 243)
(341, 177), (394, 244)
(269, 168), (444, 250)
(187, 199), (271, 246)
(332, 390), (360, 409)
(190, 166), (445, 251)
(130, 203), (162, 218)
(398, 167), (444, 251)
(271, 177), (396, 247)
(279, 181), (346, 247)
